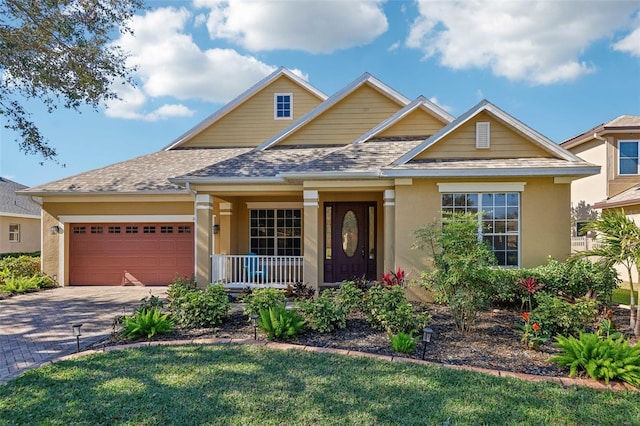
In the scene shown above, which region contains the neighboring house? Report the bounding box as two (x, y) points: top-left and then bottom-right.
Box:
(20, 68), (598, 290)
(0, 177), (41, 255)
(561, 115), (640, 279)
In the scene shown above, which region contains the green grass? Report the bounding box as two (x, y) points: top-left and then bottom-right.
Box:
(613, 288), (632, 305)
(1, 345), (639, 425)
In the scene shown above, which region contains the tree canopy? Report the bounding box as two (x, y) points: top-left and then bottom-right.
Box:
(0, 0), (143, 162)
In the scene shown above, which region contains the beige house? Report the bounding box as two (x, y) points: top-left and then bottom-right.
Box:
(0, 178), (41, 255)
(22, 69), (598, 290)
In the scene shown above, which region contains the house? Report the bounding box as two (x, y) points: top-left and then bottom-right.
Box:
(0, 177), (41, 255)
(20, 68), (598, 291)
(561, 115), (640, 278)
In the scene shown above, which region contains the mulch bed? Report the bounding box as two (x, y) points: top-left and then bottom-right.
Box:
(92, 302), (637, 379)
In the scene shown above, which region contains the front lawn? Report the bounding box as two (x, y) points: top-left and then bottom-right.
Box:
(1, 345), (638, 425)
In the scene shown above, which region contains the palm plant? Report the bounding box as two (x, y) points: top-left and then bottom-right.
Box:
(575, 209), (640, 335)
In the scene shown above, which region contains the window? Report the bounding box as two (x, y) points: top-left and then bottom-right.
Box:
(143, 226), (156, 234)
(619, 140), (640, 175)
(73, 226), (86, 234)
(250, 209), (302, 256)
(108, 226), (121, 234)
(274, 93), (292, 119)
(8, 224), (20, 242)
(160, 226), (173, 234)
(178, 226), (191, 234)
(91, 226), (103, 234)
(125, 226), (138, 234)
(441, 192), (520, 266)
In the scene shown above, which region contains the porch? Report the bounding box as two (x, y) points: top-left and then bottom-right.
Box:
(211, 254), (304, 289)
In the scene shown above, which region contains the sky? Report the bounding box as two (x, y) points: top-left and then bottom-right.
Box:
(1, 0), (639, 188)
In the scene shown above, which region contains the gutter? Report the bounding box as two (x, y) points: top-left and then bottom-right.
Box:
(380, 166), (601, 178)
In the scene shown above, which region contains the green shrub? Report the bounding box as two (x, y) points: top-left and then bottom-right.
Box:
(241, 288), (287, 317)
(297, 289), (346, 333)
(334, 281), (363, 315)
(549, 333), (640, 386)
(531, 293), (600, 337)
(0, 255), (40, 278)
(363, 285), (430, 335)
(390, 332), (418, 354)
(284, 282), (315, 300)
(0, 274), (53, 294)
(258, 304), (305, 340)
(121, 308), (175, 339)
(169, 283), (230, 328)
(534, 258), (619, 302)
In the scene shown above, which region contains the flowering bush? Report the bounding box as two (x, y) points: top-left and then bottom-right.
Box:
(517, 312), (549, 350)
(382, 268), (406, 287)
(518, 276), (543, 311)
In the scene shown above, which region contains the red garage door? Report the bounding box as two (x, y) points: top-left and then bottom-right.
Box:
(69, 223), (194, 286)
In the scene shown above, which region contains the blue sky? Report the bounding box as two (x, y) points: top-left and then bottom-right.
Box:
(1, 0), (639, 188)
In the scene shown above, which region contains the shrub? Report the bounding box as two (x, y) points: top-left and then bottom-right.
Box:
(121, 308), (175, 339)
(531, 293), (600, 337)
(169, 283), (230, 328)
(0, 255), (40, 278)
(549, 333), (640, 386)
(390, 332), (418, 354)
(284, 282), (315, 300)
(241, 288), (287, 317)
(363, 285), (430, 335)
(334, 281), (363, 315)
(0, 274), (53, 294)
(258, 304), (305, 340)
(534, 258), (619, 302)
(297, 289), (346, 333)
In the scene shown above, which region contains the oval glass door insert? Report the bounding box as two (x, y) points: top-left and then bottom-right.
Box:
(342, 210), (358, 257)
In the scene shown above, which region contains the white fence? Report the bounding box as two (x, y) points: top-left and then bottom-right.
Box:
(571, 236), (602, 252)
(211, 254), (304, 289)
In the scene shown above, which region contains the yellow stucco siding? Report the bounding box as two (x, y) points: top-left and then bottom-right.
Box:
(182, 76), (323, 148)
(280, 85), (403, 146)
(606, 133), (640, 197)
(393, 178), (571, 282)
(0, 216), (40, 254)
(567, 138), (607, 207)
(415, 112), (552, 160)
(377, 108), (446, 138)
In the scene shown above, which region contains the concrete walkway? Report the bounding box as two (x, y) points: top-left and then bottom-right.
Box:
(0, 286), (168, 384)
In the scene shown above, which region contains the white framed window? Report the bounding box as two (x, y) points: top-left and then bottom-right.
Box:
(8, 224), (20, 242)
(274, 93), (292, 120)
(476, 121), (490, 149)
(250, 209), (302, 256)
(441, 192), (520, 266)
(618, 140), (640, 175)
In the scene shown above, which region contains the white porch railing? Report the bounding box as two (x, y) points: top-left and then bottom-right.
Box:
(571, 236), (602, 252)
(211, 254), (304, 289)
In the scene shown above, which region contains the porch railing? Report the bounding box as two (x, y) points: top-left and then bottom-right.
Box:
(211, 254), (304, 288)
(571, 236), (602, 252)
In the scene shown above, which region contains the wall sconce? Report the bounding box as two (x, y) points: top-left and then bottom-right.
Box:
(213, 224), (220, 234)
(72, 323), (83, 353)
(50, 225), (62, 235)
(421, 327), (434, 360)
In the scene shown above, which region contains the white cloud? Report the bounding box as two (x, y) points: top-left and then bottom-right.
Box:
(407, 0), (639, 85)
(614, 23), (640, 57)
(107, 6), (280, 120)
(388, 41), (401, 52)
(428, 96), (452, 113)
(193, 0), (388, 53)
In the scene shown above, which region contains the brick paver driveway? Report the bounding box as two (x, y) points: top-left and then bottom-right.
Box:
(0, 286), (167, 384)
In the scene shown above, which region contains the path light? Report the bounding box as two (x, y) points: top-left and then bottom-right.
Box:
(421, 327), (433, 360)
(250, 314), (259, 340)
(72, 323), (83, 353)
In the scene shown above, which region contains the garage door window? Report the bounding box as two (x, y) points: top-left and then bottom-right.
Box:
(178, 226), (191, 234)
(143, 226), (156, 234)
(91, 226), (103, 234)
(161, 226), (173, 233)
(73, 226), (86, 234)
(109, 226), (121, 234)
(126, 226), (138, 234)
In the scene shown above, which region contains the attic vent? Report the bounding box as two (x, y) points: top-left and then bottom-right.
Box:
(476, 122), (490, 149)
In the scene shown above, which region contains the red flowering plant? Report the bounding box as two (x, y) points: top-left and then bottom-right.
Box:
(382, 268), (406, 287)
(517, 311), (549, 350)
(518, 277), (543, 312)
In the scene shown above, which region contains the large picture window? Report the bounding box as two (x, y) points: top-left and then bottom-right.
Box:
(619, 140), (640, 175)
(250, 209), (302, 256)
(441, 192), (520, 266)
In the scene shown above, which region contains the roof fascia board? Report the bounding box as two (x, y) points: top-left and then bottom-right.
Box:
(257, 73), (412, 151)
(17, 189), (191, 197)
(164, 67), (327, 150)
(278, 170), (381, 179)
(353, 96), (454, 144)
(0, 212), (40, 219)
(169, 176), (286, 185)
(593, 199), (640, 209)
(381, 165), (601, 178)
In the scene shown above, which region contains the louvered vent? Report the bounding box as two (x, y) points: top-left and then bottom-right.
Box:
(476, 122), (490, 149)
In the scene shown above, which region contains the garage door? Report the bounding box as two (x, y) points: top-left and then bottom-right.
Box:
(69, 223), (194, 286)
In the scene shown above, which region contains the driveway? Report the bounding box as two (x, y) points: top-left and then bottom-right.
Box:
(0, 286), (168, 384)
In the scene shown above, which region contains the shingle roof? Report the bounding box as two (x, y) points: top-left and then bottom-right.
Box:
(593, 184), (640, 209)
(0, 177), (40, 216)
(561, 115), (640, 148)
(22, 148), (251, 194)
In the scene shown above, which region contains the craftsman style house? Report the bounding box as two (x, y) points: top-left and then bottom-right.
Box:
(22, 69), (598, 291)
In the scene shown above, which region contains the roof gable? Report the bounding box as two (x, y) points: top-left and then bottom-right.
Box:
(561, 115), (640, 150)
(394, 100), (582, 165)
(257, 73), (411, 150)
(0, 177), (40, 217)
(165, 68), (327, 150)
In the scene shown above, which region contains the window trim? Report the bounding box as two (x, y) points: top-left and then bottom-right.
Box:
(249, 208), (302, 256)
(8, 223), (20, 243)
(274, 93), (293, 120)
(618, 140), (640, 175)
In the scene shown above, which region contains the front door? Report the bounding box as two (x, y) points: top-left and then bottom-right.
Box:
(324, 202), (376, 283)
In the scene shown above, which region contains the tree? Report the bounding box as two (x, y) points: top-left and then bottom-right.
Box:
(575, 209), (640, 335)
(570, 200), (598, 237)
(0, 0), (143, 162)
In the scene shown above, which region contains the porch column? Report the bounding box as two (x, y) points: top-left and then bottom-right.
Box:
(383, 189), (395, 274)
(195, 194), (213, 289)
(219, 203), (233, 255)
(303, 190), (320, 295)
